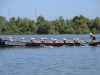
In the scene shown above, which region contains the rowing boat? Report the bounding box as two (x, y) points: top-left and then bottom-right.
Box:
(1, 37), (100, 47)
(0, 38), (6, 46)
(5, 41), (26, 46)
(5, 41), (100, 47)
(25, 42), (86, 46)
(25, 42), (44, 46)
(89, 42), (100, 46)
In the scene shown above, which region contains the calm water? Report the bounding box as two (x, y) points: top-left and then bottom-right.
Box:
(0, 34), (100, 75)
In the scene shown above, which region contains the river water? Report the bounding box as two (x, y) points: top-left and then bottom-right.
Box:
(0, 34), (100, 75)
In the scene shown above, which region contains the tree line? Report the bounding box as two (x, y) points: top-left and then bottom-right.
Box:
(0, 15), (100, 34)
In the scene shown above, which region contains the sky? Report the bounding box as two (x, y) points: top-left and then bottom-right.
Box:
(0, 0), (100, 21)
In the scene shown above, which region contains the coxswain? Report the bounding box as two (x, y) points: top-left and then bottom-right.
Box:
(9, 37), (15, 42)
(90, 33), (96, 43)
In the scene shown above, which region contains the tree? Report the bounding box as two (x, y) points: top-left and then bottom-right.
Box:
(36, 15), (45, 25)
(0, 15), (100, 34)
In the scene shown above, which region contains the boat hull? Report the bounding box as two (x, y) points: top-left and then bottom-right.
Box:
(0, 38), (6, 46)
(89, 42), (100, 46)
(1, 39), (100, 47)
(0, 41), (6, 46)
(25, 42), (85, 46)
(5, 41), (26, 46)
(25, 43), (45, 46)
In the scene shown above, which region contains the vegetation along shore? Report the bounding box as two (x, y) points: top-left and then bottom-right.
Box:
(0, 15), (100, 34)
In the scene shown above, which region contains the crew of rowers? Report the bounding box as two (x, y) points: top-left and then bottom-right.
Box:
(8, 37), (85, 43)
(8, 33), (96, 43)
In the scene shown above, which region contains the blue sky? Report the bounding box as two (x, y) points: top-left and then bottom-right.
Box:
(0, 0), (100, 21)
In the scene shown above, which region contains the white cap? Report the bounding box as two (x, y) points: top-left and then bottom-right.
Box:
(64, 39), (67, 40)
(51, 38), (54, 40)
(90, 33), (92, 34)
(55, 39), (57, 40)
(44, 38), (46, 39)
(9, 37), (12, 38)
(41, 38), (43, 39)
(21, 38), (24, 39)
(31, 38), (34, 40)
(77, 38), (79, 40)
(63, 38), (66, 40)
(74, 38), (76, 40)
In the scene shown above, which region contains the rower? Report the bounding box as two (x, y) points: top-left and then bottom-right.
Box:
(44, 38), (47, 43)
(76, 38), (80, 43)
(73, 38), (77, 43)
(44, 38), (48, 43)
(63, 38), (69, 43)
(90, 33), (96, 43)
(51, 38), (55, 43)
(9, 37), (15, 42)
(54, 39), (60, 43)
(21, 38), (27, 42)
(77, 38), (85, 43)
(41, 38), (45, 43)
(30, 38), (35, 43)
(54, 39), (57, 43)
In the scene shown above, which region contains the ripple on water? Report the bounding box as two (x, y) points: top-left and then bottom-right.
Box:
(0, 46), (100, 75)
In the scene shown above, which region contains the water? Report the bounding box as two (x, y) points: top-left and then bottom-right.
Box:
(0, 34), (100, 75)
